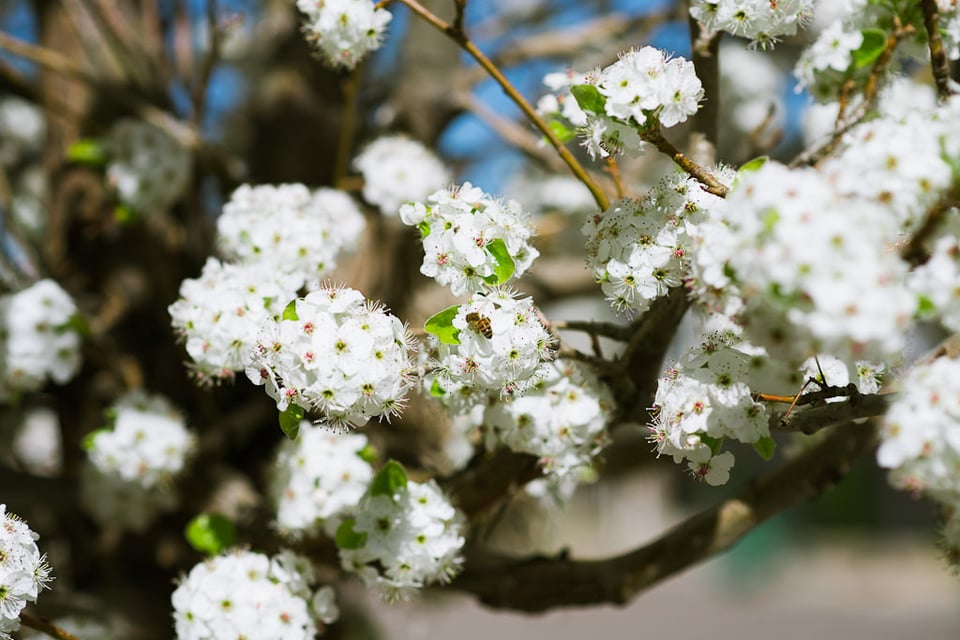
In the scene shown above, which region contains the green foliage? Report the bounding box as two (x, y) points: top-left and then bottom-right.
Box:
(335, 517), (368, 550)
(369, 460), (408, 499)
(279, 404), (304, 440)
(184, 513), (236, 555)
(424, 305), (462, 345)
(853, 29), (887, 68)
(570, 84), (605, 114)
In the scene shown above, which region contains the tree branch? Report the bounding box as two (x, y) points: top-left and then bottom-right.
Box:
(453, 420), (878, 612)
(920, 0), (957, 100)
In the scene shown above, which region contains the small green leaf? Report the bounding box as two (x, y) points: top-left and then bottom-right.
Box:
(357, 444), (378, 464)
(113, 205), (136, 224)
(570, 84), (606, 114)
(547, 119), (576, 143)
(279, 404), (304, 440)
(81, 428), (109, 451)
(282, 299), (299, 322)
(762, 209), (780, 234)
(369, 459), (408, 498)
(335, 517), (368, 550)
(424, 305), (461, 345)
(852, 29), (887, 68)
(429, 378), (446, 398)
(185, 513), (236, 556)
(56, 313), (90, 337)
(485, 238), (516, 285)
(738, 156), (768, 174)
(916, 294), (937, 317)
(753, 436), (776, 461)
(65, 139), (108, 166)
(418, 221), (431, 238)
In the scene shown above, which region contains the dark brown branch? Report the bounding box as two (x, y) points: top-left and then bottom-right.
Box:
(444, 449), (542, 517)
(900, 195), (958, 266)
(920, 0), (957, 100)
(19, 612), (82, 640)
(774, 393), (892, 436)
(642, 127), (727, 197)
(453, 420), (877, 612)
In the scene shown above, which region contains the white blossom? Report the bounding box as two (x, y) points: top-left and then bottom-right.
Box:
(690, 0), (815, 48)
(247, 285), (416, 429)
(297, 0), (392, 69)
(106, 119), (190, 214)
(0, 505), (52, 639)
(172, 549), (336, 639)
(353, 136), (451, 216)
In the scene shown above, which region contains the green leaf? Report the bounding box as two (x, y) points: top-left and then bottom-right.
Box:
(547, 119), (576, 143)
(113, 205), (136, 224)
(279, 404), (304, 440)
(852, 29), (887, 68)
(357, 444), (378, 464)
(56, 313), (90, 337)
(916, 294), (937, 317)
(65, 139), (108, 166)
(753, 436), (776, 461)
(282, 299), (299, 322)
(429, 378), (446, 398)
(335, 517), (368, 550)
(424, 305), (461, 345)
(484, 238), (516, 285)
(81, 428), (109, 451)
(418, 221), (431, 238)
(369, 459), (408, 498)
(738, 156), (768, 174)
(570, 84), (606, 114)
(762, 209), (780, 235)
(185, 513), (236, 556)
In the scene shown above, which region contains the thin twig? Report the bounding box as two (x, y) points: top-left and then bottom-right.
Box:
(920, 0), (956, 100)
(642, 127), (728, 197)
(19, 612), (82, 640)
(191, 0), (228, 127)
(605, 156), (626, 199)
(551, 319), (633, 342)
(333, 63), (364, 189)
(900, 195), (958, 266)
(395, 0), (610, 210)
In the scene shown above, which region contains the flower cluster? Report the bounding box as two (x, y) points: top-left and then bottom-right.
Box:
(582, 173), (727, 316)
(297, 0), (392, 69)
(650, 328), (771, 486)
(106, 119), (190, 215)
(878, 357), (960, 524)
(168, 258), (302, 383)
(172, 549), (338, 640)
(720, 161), (913, 369)
(538, 47), (703, 160)
(338, 462), (464, 599)
(216, 183), (365, 289)
(689, 0), (815, 48)
(484, 359), (613, 478)
(428, 290), (554, 400)
(269, 422), (374, 535)
(247, 286), (415, 429)
(0, 504), (52, 640)
(0, 279), (82, 402)
(794, 18), (865, 100)
(399, 182), (539, 296)
(353, 135), (451, 217)
(85, 391), (194, 488)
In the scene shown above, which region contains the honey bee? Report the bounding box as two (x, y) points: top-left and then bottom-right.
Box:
(465, 311), (493, 339)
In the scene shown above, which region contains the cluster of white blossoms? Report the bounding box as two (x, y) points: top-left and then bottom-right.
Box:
(428, 290), (554, 400)
(910, 210), (960, 332)
(269, 422), (374, 535)
(106, 119), (190, 215)
(484, 359), (614, 478)
(297, 0), (392, 69)
(650, 327), (771, 486)
(720, 161), (913, 369)
(169, 258), (302, 383)
(85, 391), (194, 488)
(216, 183), (365, 288)
(0, 504), (52, 640)
(80, 391), (193, 532)
(794, 18), (865, 101)
(538, 47), (703, 160)
(247, 286), (415, 428)
(399, 182), (539, 296)
(338, 462), (464, 599)
(172, 549), (338, 640)
(0, 279), (83, 402)
(689, 0), (815, 48)
(353, 136), (451, 217)
(878, 357), (960, 559)
(583, 173), (728, 316)
(822, 111), (953, 234)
